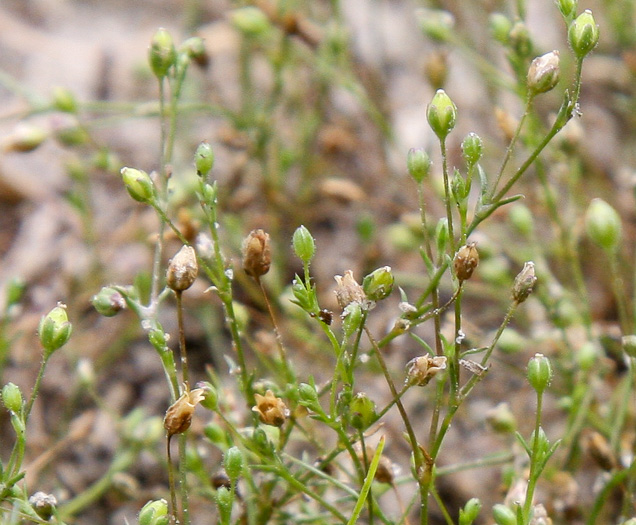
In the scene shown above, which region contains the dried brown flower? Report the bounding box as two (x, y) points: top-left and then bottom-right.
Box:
(164, 385), (205, 437)
(405, 355), (447, 386)
(453, 242), (479, 282)
(253, 390), (288, 427)
(242, 229), (271, 278)
(334, 270), (367, 309)
(166, 245), (198, 292)
(512, 261), (537, 303)
(356, 445), (395, 484)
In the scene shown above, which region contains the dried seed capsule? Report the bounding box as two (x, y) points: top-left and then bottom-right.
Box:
(334, 271), (367, 309)
(242, 229), (271, 278)
(405, 355), (447, 386)
(164, 386), (205, 437)
(512, 261), (537, 303)
(28, 492), (57, 521)
(166, 245), (198, 292)
(453, 243), (479, 282)
(252, 390), (288, 427)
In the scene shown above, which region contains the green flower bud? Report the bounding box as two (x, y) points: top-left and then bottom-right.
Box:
(407, 148), (432, 183)
(216, 486), (233, 522)
(509, 204), (534, 237)
(38, 304), (72, 357)
(427, 89), (457, 141)
(557, 0), (578, 22)
(292, 225), (316, 263)
(4, 123), (48, 153)
(121, 167), (155, 203)
(5, 277), (26, 309)
(204, 422), (228, 448)
(349, 392), (376, 430)
(435, 218), (449, 255)
(527, 353), (553, 394)
(362, 266), (394, 302)
(148, 328), (168, 351)
(180, 36), (208, 67)
(527, 50), (560, 95)
(230, 7), (271, 38)
(577, 341), (599, 371)
(2, 382), (23, 413)
(492, 504), (516, 525)
(298, 382), (320, 407)
(485, 402), (517, 434)
(568, 10), (600, 59)
(461, 133), (483, 166)
(198, 382), (218, 411)
(459, 498), (482, 525)
(509, 21), (532, 58)
(417, 9), (455, 42)
(224, 446), (243, 482)
(195, 142), (215, 178)
(512, 261), (537, 303)
(149, 28), (176, 79)
(202, 182), (218, 207)
(52, 86), (78, 113)
(342, 302), (363, 337)
(489, 13), (512, 45)
(92, 286), (126, 317)
(138, 499), (169, 525)
(622, 335), (636, 358)
(585, 198), (621, 252)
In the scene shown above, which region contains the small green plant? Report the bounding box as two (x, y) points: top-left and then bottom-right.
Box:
(2, 1), (635, 524)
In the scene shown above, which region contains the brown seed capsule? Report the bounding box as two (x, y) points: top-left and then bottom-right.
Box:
(242, 229), (271, 278)
(166, 245), (198, 292)
(405, 355), (447, 386)
(512, 261), (537, 303)
(164, 386), (205, 437)
(252, 389), (288, 427)
(356, 445), (395, 484)
(334, 271), (367, 309)
(453, 242), (479, 282)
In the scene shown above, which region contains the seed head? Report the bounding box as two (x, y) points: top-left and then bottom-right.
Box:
(453, 243), (479, 282)
(164, 386), (205, 437)
(242, 229), (271, 278)
(334, 271), (368, 309)
(512, 261), (537, 303)
(166, 245), (198, 292)
(252, 390), (288, 427)
(527, 50), (560, 95)
(405, 355), (447, 386)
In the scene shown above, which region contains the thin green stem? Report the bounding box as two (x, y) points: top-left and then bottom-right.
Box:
(522, 391), (544, 521)
(440, 139), (456, 253)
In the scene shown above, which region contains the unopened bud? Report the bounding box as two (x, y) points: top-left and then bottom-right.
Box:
(492, 504), (516, 525)
(224, 446), (244, 482)
(489, 13), (512, 45)
(527, 353), (553, 394)
(512, 262), (537, 303)
(166, 245), (198, 292)
(417, 9), (455, 42)
(342, 302), (363, 337)
(349, 392), (376, 430)
(557, 0), (578, 22)
(509, 21), (532, 58)
(180, 36), (208, 68)
(149, 28), (176, 79)
(92, 286), (126, 317)
(427, 89), (457, 141)
(485, 402), (517, 434)
(362, 266), (394, 302)
(121, 167), (155, 203)
(568, 10), (600, 60)
(453, 243), (479, 282)
(28, 492), (57, 521)
(52, 86), (78, 113)
(242, 229), (271, 278)
(194, 142), (215, 178)
(407, 148), (432, 183)
(2, 383), (23, 413)
(527, 51), (560, 95)
(459, 498), (482, 525)
(138, 499), (169, 525)
(461, 133), (483, 166)
(3, 123), (48, 153)
(509, 204), (534, 237)
(230, 6), (271, 37)
(38, 304), (72, 357)
(585, 198), (621, 253)
(292, 225), (316, 263)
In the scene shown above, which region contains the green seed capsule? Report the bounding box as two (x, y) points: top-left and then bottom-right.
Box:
(427, 89), (457, 141)
(568, 10), (600, 60)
